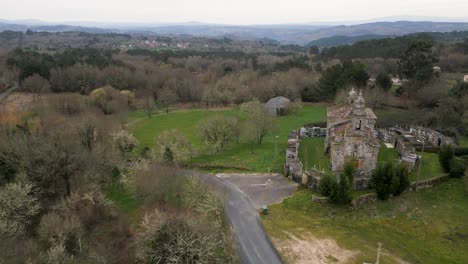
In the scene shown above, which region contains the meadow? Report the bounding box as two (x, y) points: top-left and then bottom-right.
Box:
(261, 179), (468, 264)
(129, 104), (327, 173)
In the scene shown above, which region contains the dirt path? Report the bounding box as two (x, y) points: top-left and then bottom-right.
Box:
(273, 232), (359, 264)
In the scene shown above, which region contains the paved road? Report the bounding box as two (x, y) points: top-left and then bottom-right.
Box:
(0, 85), (18, 101)
(217, 173), (297, 209)
(186, 170), (287, 264)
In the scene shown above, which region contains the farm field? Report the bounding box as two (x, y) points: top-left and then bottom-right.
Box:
(129, 104), (327, 173)
(261, 179), (468, 264)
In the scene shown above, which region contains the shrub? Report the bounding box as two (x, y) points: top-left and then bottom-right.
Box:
(449, 159), (466, 178)
(371, 162), (398, 200)
(328, 180), (340, 203)
(394, 163), (410, 195)
(439, 145), (454, 172)
(337, 175), (352, 205)
(329, 174), (352, 205)
(343, 160), (355, 186)
(319, 174), (335, 197)
(454, 147), (468, 157)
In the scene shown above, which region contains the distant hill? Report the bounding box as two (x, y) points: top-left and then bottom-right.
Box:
(306, 34), (390, 48)
(2, 20), (468, 45)
(318, 31), (468, 60)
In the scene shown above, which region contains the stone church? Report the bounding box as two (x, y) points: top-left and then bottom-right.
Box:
(325, 88), (379, 188)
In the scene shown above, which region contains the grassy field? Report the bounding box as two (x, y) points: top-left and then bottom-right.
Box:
(378, 143), (444, 181)
(129, 105), (327, 173)
(298, 137), (330, 173)
(261, 179), (468, 264)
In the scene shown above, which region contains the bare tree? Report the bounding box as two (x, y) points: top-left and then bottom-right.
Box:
(157, 87), (177, 114)
(156, 129), (194, 164)
(0, 175), (41, 237)
(241, 99), (274, 144)
(21, 74), (50, 101)
(199, 115), (239, 153)
(112, 130), (138, 157)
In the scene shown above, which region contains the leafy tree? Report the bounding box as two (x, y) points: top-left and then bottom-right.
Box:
(317, 61), (370, 100)
(376, 72), (393, 91)
(449, 159), (466, 178)
(436, 97), (464, 130)
(398, 40), (438, 97)
(439, 145), (454, 173)
(317, 64), (346, 100)
(343, 60), (369, 87)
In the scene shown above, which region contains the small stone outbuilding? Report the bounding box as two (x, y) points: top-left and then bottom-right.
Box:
(265, 96), (291, 116)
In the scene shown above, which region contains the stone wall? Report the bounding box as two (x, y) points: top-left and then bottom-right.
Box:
(350, 193), (377, 207)
(284, 129), (303, 182)
(410, 126), (456, 147)
(302, 169), (323, 191)
(299, 126), (327, 138)
(410, 174), (450, 190)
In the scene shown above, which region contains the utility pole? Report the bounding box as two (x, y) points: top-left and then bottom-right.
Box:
(274, 135), (278, 162)
(376, 242), (383, 264)
(416, 128), (426, 191)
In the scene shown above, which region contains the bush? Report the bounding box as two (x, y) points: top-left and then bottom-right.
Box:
(371, 162), (398, 200)
(454, 147), (468, 157)
(337, 176), (352, 205)
(343, 160), (355, 186)
(439, 145), (454, 173)
(449, 159), (466, 178)
(394, 163), (410, 195)
(329, 174), (351, 205)
(319, 174), (335, 197)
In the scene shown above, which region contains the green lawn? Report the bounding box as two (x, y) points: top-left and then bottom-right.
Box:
(298, 137), (330, 173)
(411, 152), (445, 181)
(378, 142), (399, 162)
(129, 105), (326, 173)
(261, 179), (468, 264)
(378, 143), (443, 181)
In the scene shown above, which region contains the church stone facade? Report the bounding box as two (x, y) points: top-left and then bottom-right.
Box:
(325, 89), (379, 188)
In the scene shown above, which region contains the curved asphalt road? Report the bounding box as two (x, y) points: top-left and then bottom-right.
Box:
(186, 170), (284, 264)
(0, 85), (18, 101)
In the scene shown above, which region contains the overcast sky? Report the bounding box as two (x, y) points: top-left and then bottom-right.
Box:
(1, 0), (468, 25)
